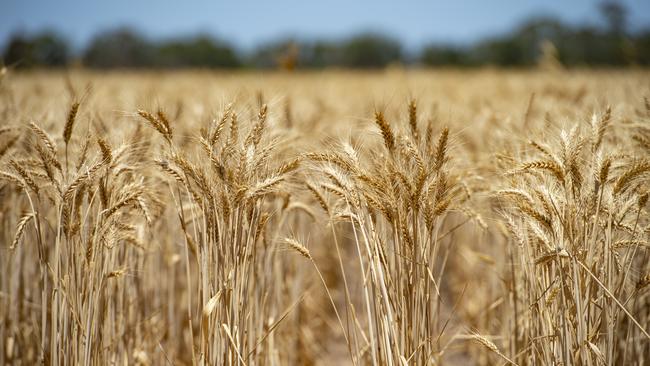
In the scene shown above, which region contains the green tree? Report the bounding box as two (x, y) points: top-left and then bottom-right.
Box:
(157, 35), (240, 68)
(420, 45), (470, 66)
(600, 1), (627, 35)
(3, 31), (69, 68)
(339, 33), (402, 68)
(83, 28), (155, 68)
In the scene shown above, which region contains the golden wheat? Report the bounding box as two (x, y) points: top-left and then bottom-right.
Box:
(0, 69), (649, 365)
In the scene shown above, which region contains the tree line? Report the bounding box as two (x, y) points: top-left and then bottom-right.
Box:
(3, 2), (650, 69)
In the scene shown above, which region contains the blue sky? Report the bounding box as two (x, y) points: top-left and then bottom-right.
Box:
(2, 0), (650, 51)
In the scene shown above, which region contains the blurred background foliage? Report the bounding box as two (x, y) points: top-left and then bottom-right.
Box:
(3, 2), (649, 69)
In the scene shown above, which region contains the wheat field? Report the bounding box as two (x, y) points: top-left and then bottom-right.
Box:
(0, 68), (649, 365)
